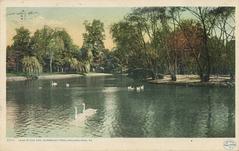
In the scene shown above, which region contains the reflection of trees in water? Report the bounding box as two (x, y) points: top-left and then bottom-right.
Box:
(206, 95), (212, 136)
(7, 76), (235, 137)
(206, 88), (235, 137)
(112, 85), (178, 137)
(98, 87), (120, 137)
(225, 88), (235, 136)
(114, 85), (234, 137)
(211, 88), (235, 137)
(7, 80), (74, 137)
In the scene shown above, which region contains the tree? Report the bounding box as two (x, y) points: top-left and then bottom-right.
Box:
(52, 29), (79, 72)
(82, 19), (105, 70)
(111, 7), (184, 80)
(79, 47), (93, 72)
(31, 26), (55, 71)
(186, 7), (219, 82)
(12, 27), (32, 72)
(209, 7), (235, 79)
(21, 56), (42, 76)
(166, 7), (185, 80)
(111, 20), (143, 71)
(69, 58), (84, 72)
(47, 32), (64, 73)
(170, 19), (204, 75)
(6, 45), (17, 72)
(31, 26), (77, 73)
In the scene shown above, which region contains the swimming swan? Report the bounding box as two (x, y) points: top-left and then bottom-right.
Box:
(51, 81), (57, 86)
(66, 83), (70, 87)
(128, 85), (144, 92)
(74, 103), (97, 120)
(127, 86), (134, 91)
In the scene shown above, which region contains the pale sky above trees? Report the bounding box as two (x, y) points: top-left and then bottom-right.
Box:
(7, 7), (132, 49)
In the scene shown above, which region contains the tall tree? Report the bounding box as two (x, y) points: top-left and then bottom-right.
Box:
(12, 27), (31, 72)
(47, 31), (64, 73)
(210, 7), (235, 79)
(31, 25), (55, 71)
(82, 19), (105, 70)
(186, 7), (218, 82)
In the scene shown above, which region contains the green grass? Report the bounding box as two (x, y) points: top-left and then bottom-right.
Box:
(7, 72), (85, 77)
(7, 72), (26, 77)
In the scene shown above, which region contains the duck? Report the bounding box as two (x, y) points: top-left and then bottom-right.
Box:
(66, 83), (70, 87)
(51, 81), (57, 86)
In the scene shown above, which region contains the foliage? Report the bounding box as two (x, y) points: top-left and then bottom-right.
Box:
(7, 7), (235, 82)
(12, 27), (32, 72)
(82, 19), (105, 69)
(21, 56), (42, 76)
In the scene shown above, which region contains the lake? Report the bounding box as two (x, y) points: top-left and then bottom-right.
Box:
(6, 75), (235, 137)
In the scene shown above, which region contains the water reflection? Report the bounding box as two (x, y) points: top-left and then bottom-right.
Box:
(7, 75), (235, 137)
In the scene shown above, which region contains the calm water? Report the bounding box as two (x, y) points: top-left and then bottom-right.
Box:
(6, 75), (235, 137)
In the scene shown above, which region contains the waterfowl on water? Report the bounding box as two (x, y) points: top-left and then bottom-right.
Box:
(51, 81), (57, 86)
(128, 85), (144, 92)
(127, 86), (134, 90)
(74, 103), (97, 120)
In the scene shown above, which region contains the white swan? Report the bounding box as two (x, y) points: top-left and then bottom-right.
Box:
(128, 85), (144, 92)
(82, 103), (97, 116)
(73, 103), (97, 124)
(66, 83), (70, 87)
(127, 86), (134, 91)
(136, 87), (140, 92)
(51, 81), (57, 86)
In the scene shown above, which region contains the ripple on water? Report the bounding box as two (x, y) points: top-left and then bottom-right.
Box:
(6, 76), (235, 137)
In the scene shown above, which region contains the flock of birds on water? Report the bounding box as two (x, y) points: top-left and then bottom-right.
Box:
(38, 81), (145, 92)
(37, 80), (144, 124)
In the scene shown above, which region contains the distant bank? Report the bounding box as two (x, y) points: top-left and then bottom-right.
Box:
(149, 75), (234, 88)
(7, 73), (113, 82)
(7, 73), (234, 88)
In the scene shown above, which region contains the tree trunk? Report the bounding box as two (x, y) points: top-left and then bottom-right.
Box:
(173, 52), (177, 81)
(171, 74), (176, 81)
(201, 14), (210, 82)
(49, 52), (53, 73)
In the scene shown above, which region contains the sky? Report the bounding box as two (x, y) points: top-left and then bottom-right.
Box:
(6, 7), (132, 49)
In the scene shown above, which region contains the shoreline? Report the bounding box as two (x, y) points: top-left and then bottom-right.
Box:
(6, 73), (113, 82)
(7, 73), (235, 88)
(149, 75), (234, 88)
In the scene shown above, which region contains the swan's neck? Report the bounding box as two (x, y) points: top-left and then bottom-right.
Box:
(82, 104), (85, 113)
(74, 107), (77, 119)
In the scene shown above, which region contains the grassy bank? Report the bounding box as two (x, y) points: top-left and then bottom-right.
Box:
(7, 72), (113, 81)
(149, 75), (234, 87)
